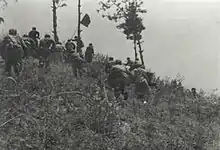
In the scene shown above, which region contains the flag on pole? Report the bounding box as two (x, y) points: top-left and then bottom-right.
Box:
(81, 14), (91, 27)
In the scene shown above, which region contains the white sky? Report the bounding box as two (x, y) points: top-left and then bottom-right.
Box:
(1, 0), (220, 94)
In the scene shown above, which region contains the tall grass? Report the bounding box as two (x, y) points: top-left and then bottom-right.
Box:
(0, 55), (219, 149)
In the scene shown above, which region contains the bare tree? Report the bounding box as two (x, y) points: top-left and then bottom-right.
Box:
(52, 0), (67, 43)
(0, 0), (18, 24)
(97, 0), (146, 65)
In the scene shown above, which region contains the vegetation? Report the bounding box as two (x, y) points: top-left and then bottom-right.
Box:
(97, 0), (146, 65)
(52, 0), (67, 43)
(0, 0), (219, 149)
(0, 55), (219, 149)
(0, 0), (18, 24)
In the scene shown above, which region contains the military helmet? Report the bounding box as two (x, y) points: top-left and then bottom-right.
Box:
(109, 57), (114, 61)
(9, 29), (17, 35)
(44, 34), (50, 38)
(23, 34), (28, 37)
(115, 59), (122, 65)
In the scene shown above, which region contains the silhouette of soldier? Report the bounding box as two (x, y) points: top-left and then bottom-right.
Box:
(85, 43), (94, 63)
(28, 27), (40, 48)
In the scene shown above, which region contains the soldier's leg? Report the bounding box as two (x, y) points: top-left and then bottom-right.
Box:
(14, 63), (20, 76)
(4, 61), (12, 76)
(72, 64), (78, 77)
(78, 65), (84, 77)
(45, 55), (50, 68)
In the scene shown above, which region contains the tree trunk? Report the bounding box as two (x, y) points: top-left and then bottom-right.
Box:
(52, 0), (59, 43)
(77, 0), (81, 53)
(133, 34), (138, 60)
(137, 39), (144, 66)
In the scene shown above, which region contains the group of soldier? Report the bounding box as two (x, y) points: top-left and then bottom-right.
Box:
(0, 27), (95, 77)
(0, 27), (198, 100)
(0, 27), (157, 99)
(105, 56), (157, 100)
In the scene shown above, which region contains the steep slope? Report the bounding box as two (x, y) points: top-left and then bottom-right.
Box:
(0, 55), (219, 150)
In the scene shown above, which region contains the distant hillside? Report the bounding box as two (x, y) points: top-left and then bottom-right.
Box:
(0, 54), (219, 150)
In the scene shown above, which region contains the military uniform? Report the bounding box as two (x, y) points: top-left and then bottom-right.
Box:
(22, 36), (37, 58)
(71, 52), (84, 77)
(38, 36), (55, 68)
(107, 64), (131, 100)
(85, 44), (94, 63)
(64, 40), (76, 63)
(28, 28), (40, 47)
(1, 31), (25, 76)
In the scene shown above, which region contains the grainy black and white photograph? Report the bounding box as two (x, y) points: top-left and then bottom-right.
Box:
(0, 0), (220, 149)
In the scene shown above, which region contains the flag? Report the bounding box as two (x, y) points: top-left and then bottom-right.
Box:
(81, 14), (91, 27)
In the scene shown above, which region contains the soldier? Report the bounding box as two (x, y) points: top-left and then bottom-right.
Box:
(1, 29), (26, 76)
(65, 39), (76, 52)
(71, 52), (85, 78)
(22, 34), (37, 58)
(129, 58), (143, 71)
(64, 39), (76, 63)
(28, 27), (40, 48)
(85, 43), (94, 63)
(105, 57), (116, 73)
(73, 36), (84, 58)
(52, 42), (65, 64)
(191, 88), (197, 98)
(107, 60), (131, 100)
(124, 57), (134, 66)
(38, 34), (56, 68)
(133, 68), (151, 100)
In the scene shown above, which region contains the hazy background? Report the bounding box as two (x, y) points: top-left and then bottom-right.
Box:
(1, 0), (220, 94)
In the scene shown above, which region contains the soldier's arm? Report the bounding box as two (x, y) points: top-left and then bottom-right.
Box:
(36, 31), (40, 38)
(51, 40), (56, 49)
(28, 31), (32, 37)
(20, 37), (28, 49)
(39, 40), (43, 48)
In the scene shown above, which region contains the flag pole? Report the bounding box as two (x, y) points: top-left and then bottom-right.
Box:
(77, 0), (81, 52)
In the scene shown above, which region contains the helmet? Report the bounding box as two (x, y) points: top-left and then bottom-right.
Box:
(115, 59), (122, 65)
(109, 57), (114, 61)
(9, 29), (17, 35)
(23, 34), (28, 37)
(44, 34), (50, 38)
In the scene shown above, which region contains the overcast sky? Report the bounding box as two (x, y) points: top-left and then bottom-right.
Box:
(1, 0), (220, 94)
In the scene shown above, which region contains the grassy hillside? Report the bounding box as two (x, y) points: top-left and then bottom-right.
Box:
(0, 54), (220, 150)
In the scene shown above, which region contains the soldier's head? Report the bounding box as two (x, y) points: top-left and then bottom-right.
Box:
(9, 29), (17, 36)
(89, 43), (93, 46)
(32, 27), (36, 31)
(127, 57), (130, 61)
(44, 34), (50, 38)
(109, 57), (114, 61)
(115, 59), (122, 65)
(191, 88), (196, 94)
(23, 34), (28, 37)
(140, 65), (145, 69)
